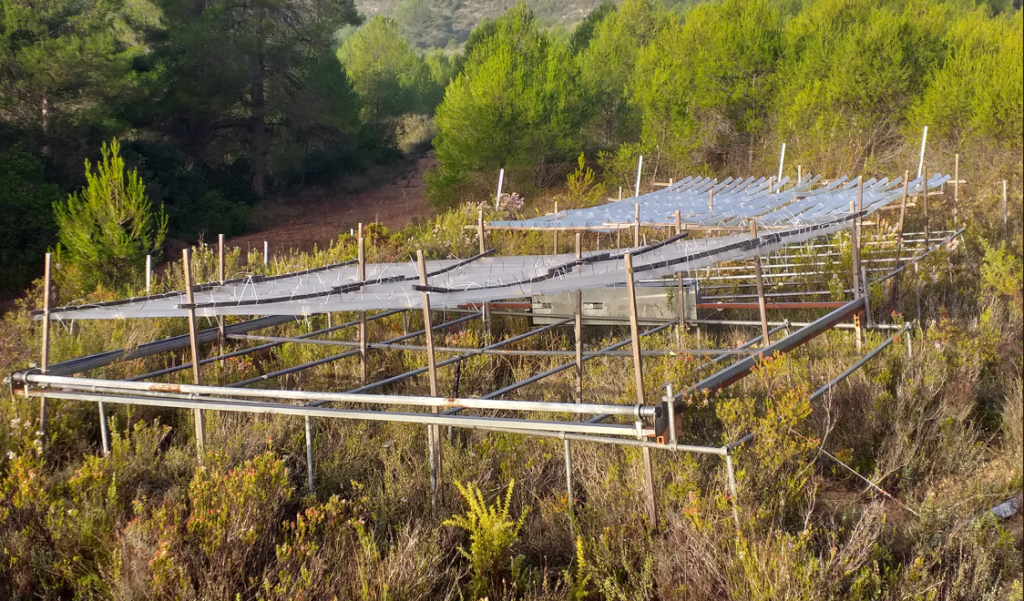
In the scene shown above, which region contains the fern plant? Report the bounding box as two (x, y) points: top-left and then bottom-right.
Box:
(55, 138), (167, 288)
(444, 479), (526, 597)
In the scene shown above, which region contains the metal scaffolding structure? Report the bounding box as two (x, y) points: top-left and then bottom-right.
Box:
(7, 170), (961, 529)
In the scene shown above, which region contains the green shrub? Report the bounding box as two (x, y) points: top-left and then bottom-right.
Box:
(444, 479), (527, 597)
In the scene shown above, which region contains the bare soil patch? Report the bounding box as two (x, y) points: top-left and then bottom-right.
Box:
(227, 154), (437, 256)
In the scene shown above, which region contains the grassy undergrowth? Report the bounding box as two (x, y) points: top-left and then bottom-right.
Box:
(1, 193), (1021, 600)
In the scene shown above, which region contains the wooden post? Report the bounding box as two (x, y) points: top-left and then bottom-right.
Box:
(182, 249), (206, 457)
(575, 233), (583, 405)
(797, 164), (802, 183)
(1003, 180), (1009, 239)
(217, 234), (226, 357)
(477, 209), (486, 254)
(624, 253), (658, 528)
(553, 201), (559, 255)
(708, 189), (714, 214)
(953, 154), (959, 230)
(768, 176), (774, 194)
(749, 221), (771, 347)
(39, 253), (52, 449)
(358, 224), (368, 386)
(418, 250), (442, 509)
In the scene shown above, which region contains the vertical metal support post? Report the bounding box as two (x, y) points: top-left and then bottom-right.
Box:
(749, 221), (771, 347)
(898, 171), (910, 251)
(675, 211), (685, 353)
(145, 254), (152, 294)
(304, 415), (315, 494)
(953, 154), (959, 230)
(495, 168), (504, 209)
(182, 249), (206, 458)
(39, 253), (52, 449)
(217, 234), (226, 357)
(633, 204), (640, 247)
(575, 233), (583, 405)
(922, 169), (929, 244)
(564, 438), (575, 540)
(624, 254), (658, 528)
(914, 262), (922, 323)
(418, 250), (442, 509)
(358, 224), (367, 386)
(797, 164), (802, 183)
(777, 142), (786, 181)
(263, 240), (268, 268)
(725, 451), (741, 532)
(634, 155), (643, 197)
(861, 265), (873, 329)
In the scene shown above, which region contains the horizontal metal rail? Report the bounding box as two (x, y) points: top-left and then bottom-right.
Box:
(808, 324), (912, 401)
(12, 387), (655, 437)
(41, 314), (300, 376)
(227, 313), (480, 387)
(10, 373), (658, 419)
(131, 309), (406, 381)
(228, 333), (756, 358)
(328, 318), (575, 397)
(675, 297), (867, 402)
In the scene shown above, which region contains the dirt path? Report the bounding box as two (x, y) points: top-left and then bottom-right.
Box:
(227, 155), (437, 256)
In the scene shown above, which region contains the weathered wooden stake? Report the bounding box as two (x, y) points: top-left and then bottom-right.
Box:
(418, 250), (442, 509)
(478, 209), (486, 255)
(749, 221), (771, 347)
(624, 253), (658, 528)
(851, 184), (864, 352)
(182, 249), (206, 457)
(553, 201), (559, 254)
(708, 189), (714, 214)
(1003, 180), (1009, 239)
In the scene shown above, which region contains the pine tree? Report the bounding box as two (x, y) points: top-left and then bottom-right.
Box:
(55, 139), (167, 288)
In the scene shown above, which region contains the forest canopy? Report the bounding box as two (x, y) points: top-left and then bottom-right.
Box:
(1, 0), (1021, 293)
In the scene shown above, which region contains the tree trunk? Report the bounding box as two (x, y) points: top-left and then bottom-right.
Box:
(41, 94), (50, 156)
(249, 1), (267, 197)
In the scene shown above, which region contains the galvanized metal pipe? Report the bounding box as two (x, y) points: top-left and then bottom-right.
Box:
(13, 388), (655, 437)
(808, 324), (911, 402)
(228, 313), (480, 387)
(14, 373), (658, 419)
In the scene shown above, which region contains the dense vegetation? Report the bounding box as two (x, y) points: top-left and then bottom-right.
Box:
(0, 0), (1022, 598)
